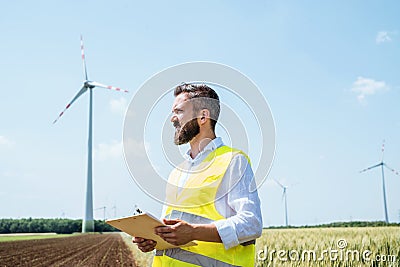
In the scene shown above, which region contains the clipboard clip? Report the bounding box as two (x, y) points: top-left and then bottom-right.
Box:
(133, 206), (143, 215)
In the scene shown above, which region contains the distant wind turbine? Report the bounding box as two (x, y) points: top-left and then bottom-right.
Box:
(54, 35), (128, 232)
(111, 204), (117, 218)
(95, 206), (107, 221)
(273, 178), (290, 227)
(360, 141), (399, 223)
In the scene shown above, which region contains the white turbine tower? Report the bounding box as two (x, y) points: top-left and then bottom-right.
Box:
(54, 35), (128, 232)
(360, 141), (399, 223)
(273, 178), (290, 227)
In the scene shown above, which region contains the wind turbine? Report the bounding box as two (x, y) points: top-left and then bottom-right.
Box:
(111, 204), (117, 218)
(54, 35), (128, 232)
(360, 141), (399, 223)
(273, 178), (290, 227)
(95, 206), (107, 221)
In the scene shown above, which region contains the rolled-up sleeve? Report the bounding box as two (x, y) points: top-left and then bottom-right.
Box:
(213, 154), (263, 250)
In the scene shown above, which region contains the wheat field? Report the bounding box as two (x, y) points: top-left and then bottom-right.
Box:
(128, 227), (400, 266)
(255, 227), (399, 267)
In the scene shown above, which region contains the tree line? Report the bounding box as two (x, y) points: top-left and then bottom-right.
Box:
(2, 218), (398, 233)
(0, 218), (118, 234)
(268, 221), (400, 229)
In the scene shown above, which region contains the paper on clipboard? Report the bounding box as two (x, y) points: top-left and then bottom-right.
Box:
(106, 212), (197, 250)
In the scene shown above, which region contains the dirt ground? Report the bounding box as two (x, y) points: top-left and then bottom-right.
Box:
(0, 233), (136, 266)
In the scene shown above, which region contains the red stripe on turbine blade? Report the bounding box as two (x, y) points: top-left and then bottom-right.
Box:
(60, 112), (64, 116)
(107, 86), (112, 89)
(116, 88), (121, 91)
(66, 104), (71, 109)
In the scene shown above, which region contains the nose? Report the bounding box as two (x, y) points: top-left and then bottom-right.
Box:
(170, 113), (178, 123)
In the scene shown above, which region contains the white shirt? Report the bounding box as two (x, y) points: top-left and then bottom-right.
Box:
(163, 137), (263, 250)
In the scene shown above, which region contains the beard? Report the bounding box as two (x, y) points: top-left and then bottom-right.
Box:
(174, 118), (200, 145)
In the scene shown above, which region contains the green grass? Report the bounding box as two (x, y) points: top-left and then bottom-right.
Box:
(0, 234), (72, 242)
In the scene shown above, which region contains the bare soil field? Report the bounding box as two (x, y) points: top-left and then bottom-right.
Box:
(0, 233), (136, 266)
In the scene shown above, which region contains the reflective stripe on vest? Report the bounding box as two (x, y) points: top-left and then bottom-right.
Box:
(155, 248), (241, 267)
(152, 146), (255, 267)
(166, 209), (213, 224)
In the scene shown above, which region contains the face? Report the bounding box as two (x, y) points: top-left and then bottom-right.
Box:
(170, 93), (200, 145)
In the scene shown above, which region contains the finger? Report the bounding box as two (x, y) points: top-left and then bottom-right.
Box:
(133, 237), (144, 243)
(139, 243), (156, 252)
(139, 239), (156, 247)
(155, 226), (175, 234)
(138, 240), (157, 251)
(163, 218), (182, 225)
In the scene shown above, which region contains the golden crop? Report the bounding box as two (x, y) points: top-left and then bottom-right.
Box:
(125, 227), (400, 266)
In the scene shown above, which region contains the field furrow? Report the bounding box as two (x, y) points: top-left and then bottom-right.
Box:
(0, 233), (136, 266)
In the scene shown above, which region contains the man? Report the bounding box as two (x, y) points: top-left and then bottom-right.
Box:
(133, 83), (262, 267)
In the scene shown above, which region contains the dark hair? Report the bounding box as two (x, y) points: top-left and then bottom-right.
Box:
(174, 83), (220, 131)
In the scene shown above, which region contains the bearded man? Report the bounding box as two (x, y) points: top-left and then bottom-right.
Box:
(133, 83), (262, 267)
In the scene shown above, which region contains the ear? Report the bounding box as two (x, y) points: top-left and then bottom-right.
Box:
(198, 109), (210, 126)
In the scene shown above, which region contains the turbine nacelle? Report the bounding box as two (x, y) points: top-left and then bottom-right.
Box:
(84, 80), (96, 89)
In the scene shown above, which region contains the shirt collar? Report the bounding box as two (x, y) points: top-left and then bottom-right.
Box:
(184, 137), (224, 162)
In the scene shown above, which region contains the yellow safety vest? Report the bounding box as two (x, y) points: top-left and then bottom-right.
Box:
(152, 146), (255, 267)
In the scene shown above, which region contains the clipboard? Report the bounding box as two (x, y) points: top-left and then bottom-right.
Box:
(106, 212), (197, 250)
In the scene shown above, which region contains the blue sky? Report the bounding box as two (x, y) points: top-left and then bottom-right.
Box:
(1, 1), (399, 226)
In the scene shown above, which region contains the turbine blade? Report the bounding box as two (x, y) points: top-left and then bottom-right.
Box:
(81, 35), (88, 80)
(359, 163), (382, 173)
(384, 163), (400, 176)
(53, 86), (88, 124)
(272, 178), (285, 189)
(381, 140), (385, 162)
(89, 81), (129, 93)
(287, 181), (300, 188)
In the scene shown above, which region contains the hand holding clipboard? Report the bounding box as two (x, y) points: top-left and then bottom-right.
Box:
(106, 212), (197, 250)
